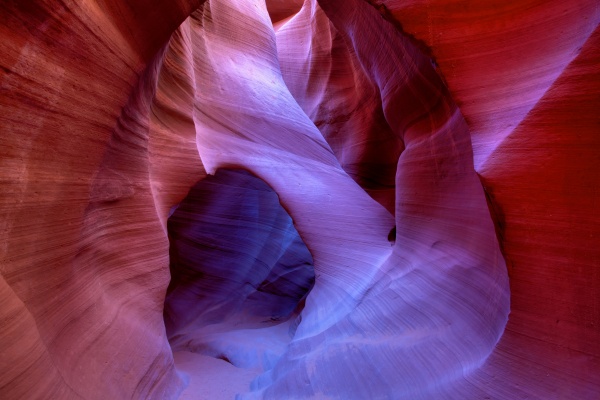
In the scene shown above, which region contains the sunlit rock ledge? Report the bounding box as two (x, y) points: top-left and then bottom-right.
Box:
(1, 0), (599, 399)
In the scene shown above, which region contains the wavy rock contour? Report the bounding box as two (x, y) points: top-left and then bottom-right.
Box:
(1, 0), (598, 399)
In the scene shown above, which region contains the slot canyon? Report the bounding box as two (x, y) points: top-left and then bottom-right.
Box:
(1, 0), (599, 398)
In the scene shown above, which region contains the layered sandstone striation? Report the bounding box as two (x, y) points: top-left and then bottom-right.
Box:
(1, 0), (599, 399)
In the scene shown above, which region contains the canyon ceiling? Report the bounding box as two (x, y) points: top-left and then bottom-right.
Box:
(1, 0), (599, 399)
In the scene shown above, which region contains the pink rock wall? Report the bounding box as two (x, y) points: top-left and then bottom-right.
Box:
(1, 0), (598, 399)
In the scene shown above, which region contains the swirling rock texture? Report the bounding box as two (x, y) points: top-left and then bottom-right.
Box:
(1, 0), (598, 399)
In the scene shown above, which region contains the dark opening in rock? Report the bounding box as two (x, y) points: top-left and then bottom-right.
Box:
(164, 169), (315, 366)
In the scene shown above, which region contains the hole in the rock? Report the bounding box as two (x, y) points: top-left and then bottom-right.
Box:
(216, 354), (233, 365)
(387, 226), (396, 244)
(163, 169), (315, 368)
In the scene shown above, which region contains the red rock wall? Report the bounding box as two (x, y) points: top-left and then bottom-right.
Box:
(1, 0), (598, 398)
(1, 1), (203, 398)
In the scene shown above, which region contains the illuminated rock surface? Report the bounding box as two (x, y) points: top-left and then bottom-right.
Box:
(0, 0), (598, 399)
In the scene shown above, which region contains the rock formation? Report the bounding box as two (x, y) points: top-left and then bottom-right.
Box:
(1, 0), (598, 399)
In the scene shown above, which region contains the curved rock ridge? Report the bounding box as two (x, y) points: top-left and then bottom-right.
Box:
(374, 0), (600, 169)
(1, 0), (599, 399)
(275, 0), (401, 214)
(184, 0), (508, 397)
(1, 0), (203, 398)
